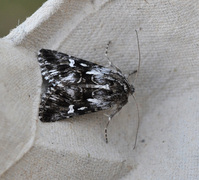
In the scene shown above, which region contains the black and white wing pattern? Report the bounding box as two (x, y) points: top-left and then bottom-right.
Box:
(38, 49), (132, 122)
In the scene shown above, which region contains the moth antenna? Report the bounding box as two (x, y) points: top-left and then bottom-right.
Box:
(132, 30), (141, 149)
(133, 30), (141, 84)
(132, 93), (140, 149)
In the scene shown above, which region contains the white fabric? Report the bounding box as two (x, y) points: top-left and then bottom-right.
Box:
(1, 0), (199, 179)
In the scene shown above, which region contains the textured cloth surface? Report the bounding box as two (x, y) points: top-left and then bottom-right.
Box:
(1, 0), (199, 179)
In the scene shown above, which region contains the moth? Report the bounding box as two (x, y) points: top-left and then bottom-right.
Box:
(38, 32), (140, 147)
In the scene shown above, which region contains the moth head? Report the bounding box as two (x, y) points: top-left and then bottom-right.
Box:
(129, 84), (135, 95)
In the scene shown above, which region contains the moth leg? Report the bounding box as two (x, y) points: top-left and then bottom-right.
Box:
(129, 70), (137, 76)
(105, 41), (122, 74)
(105, 106), (123, 143)
(127, 70), (138, 79)
(105, 41), (112, 67)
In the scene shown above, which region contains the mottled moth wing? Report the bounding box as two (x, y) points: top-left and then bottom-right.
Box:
(38, 49), (130, 122)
